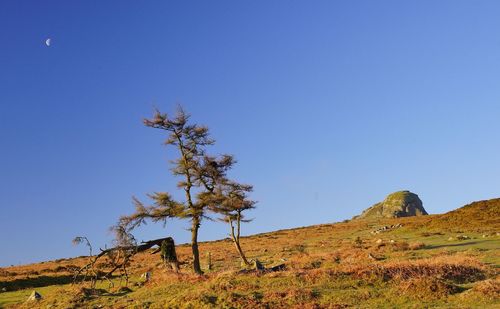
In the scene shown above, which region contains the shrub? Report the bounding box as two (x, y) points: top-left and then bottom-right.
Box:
(200, 294), (218, 305)
(398, 277), (461, 299)
(469, 278), (500, 300)
(420, 232), (444, 237)
(0, 270), (14, 276)
(390, 241), (409, 251)
(353, 256), (486, 283)
(354, 236), (363, 248)
(76, 287), (108, 298)
(310, 260), (322, 269)
(54, 266), (68, 272)
(291, 244), (307, 254)
(409, 242), (425, 250)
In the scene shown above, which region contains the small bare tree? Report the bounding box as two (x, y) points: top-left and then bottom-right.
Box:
(72, 236), (100, 288)
(207, 181), (256, 266)
(107, 225), (138, 286)
(72, 227), (138, 288)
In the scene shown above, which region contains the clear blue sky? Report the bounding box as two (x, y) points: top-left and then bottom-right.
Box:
(1, 1), (499, 266)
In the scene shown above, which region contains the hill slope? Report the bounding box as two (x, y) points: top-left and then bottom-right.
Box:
(429, 198), (500, 231)
(0, 200), (499, 308)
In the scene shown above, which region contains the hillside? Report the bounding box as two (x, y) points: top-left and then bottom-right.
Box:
(0, 201), (499, 308)
(427, 198), (500, 231)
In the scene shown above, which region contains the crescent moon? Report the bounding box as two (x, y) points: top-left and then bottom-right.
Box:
(45, 38), (51, 46)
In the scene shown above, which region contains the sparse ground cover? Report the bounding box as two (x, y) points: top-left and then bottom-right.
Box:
(1, 200), (499, 308)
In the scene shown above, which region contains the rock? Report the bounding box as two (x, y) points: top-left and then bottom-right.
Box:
(270, 264), (286, 272)
(448, 237), (454, 241)
(368, 253), (384, 261)
(370, 223), (404, 235)
(140, 272), (151, 282)
(27, 291), (42, 301)
(253, 259), (265, 271)
(375, 239), (383, 244)
(353, 191), (428, 220)
(456, 235), (469, 240)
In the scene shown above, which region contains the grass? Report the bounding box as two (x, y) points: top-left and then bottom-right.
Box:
(0, 199), (499, 308)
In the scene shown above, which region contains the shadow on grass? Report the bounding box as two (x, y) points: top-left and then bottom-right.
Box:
(426, 241), (481, 249)
(80, 288), (133, 298)
(105, 287), (134, 297)
(105, 291), (132, 297)
(2, 275), (75, 291)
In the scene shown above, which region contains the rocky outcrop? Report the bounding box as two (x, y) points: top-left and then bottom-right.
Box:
(353, 191), (428, 220)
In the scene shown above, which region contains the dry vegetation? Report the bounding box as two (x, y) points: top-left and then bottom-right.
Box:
(1, 200), (499, 308)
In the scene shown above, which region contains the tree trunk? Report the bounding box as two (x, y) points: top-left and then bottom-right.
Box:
(176, 132), (203, 275)
(191, 217), (203, 274)
(170, 261), (180, 272)
(234, 240), (250, 266)
(207, 252), (212, 271)
(160, 238), (179, 272)
(229, 219), (250, 266)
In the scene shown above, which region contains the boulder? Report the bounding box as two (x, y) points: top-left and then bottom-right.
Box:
(354, 191), (428, 220)
(140, 272), (151, 282)
(253, 259), (265, 271)
(27, 291), (42, 301)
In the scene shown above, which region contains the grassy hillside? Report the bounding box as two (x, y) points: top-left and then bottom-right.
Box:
(426, 198), (500, 232)
(1, 200), (499, 308)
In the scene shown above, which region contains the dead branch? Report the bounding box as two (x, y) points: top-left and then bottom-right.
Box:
(73, 237), (173, 285)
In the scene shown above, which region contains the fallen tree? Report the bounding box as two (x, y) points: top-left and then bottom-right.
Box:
(97, 236), (174, 256)
(72, 236), (175, 287)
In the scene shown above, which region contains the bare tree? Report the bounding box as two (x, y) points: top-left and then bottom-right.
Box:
(72, 236), (100, 288)
(208, 182), (256, 266)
